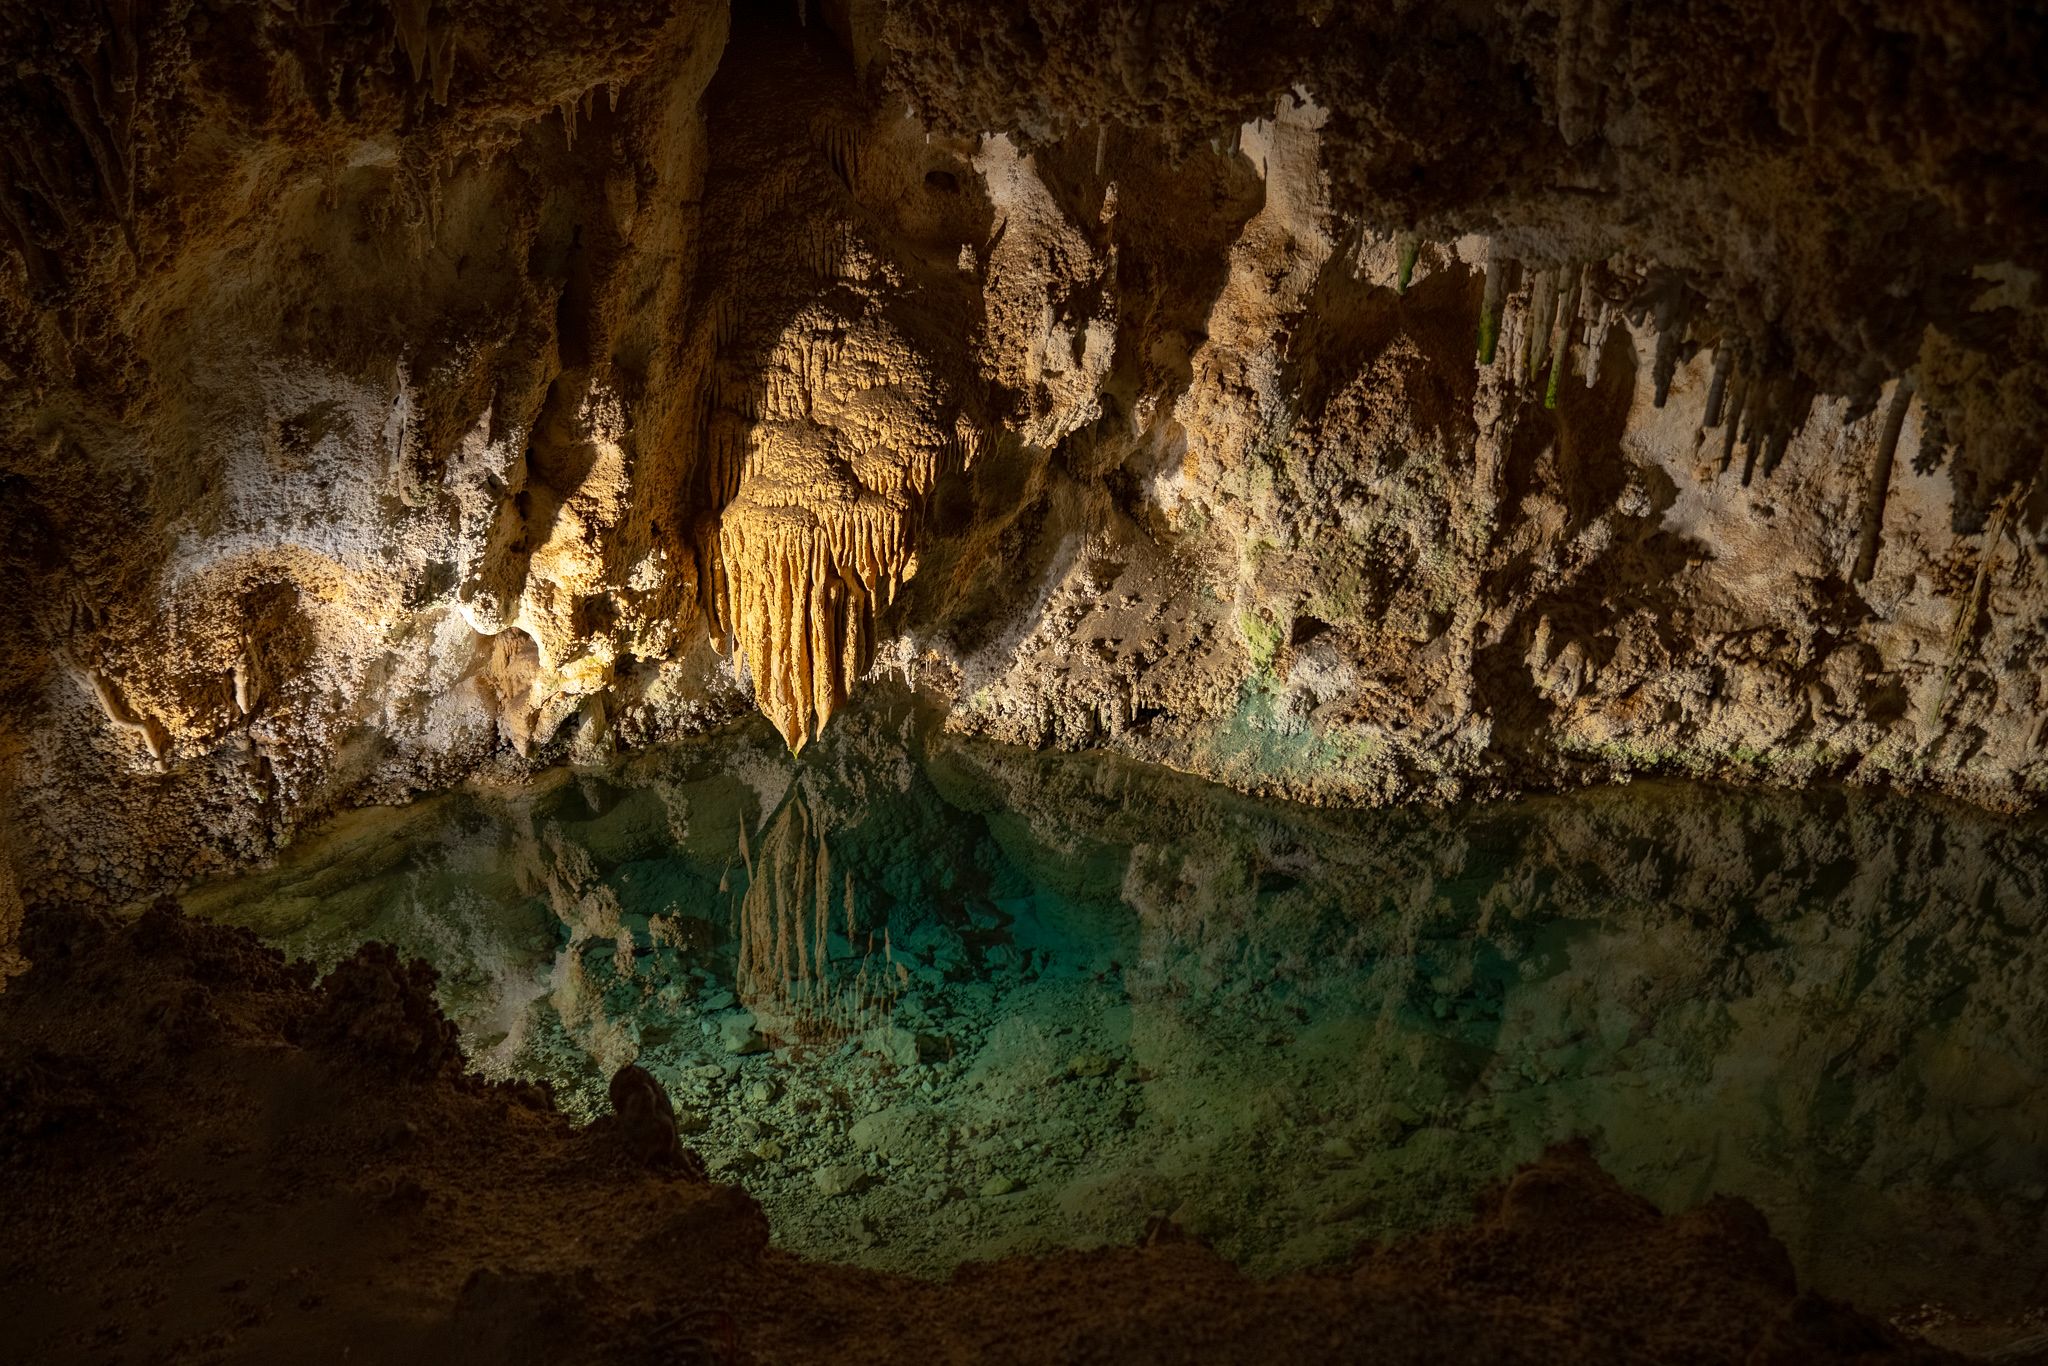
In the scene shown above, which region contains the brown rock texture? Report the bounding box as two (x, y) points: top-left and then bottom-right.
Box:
(0, 898), (1978, 1365)
(2, 1), (2045, 941)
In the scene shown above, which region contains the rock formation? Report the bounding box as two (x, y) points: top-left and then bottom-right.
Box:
(3, 0), (2045, 942)
(4, 8), (2045, 1354)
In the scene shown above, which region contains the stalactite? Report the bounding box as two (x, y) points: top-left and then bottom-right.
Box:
(1544, 266), (1583, 410)
(1915, 403), (1951, 474)
(819, 123), (859, 194)
(1927, 491), (2018, 728)
(428, 28), (457, 104)
(77, 663), (168, 764)
(0, 174), (58, 293)
(1718, 350), (1749, 472)
(710, 318), (960, 750)
(1646, 278), (1690, 408)
(393, 0), (432, 82)
(1739, 370), (1773, 487)
(1702, 345), (1733, 429)
(1584, 301), (1612, 389)
(1757, 378), (1807, 481)
(717, 493), (925, 751)
(733, 786), (901, 1044)
(1395, 233), (1420, 295)
(232, 653), (257, 715)
(1527, 269), (1560, 383)
(392, 0), (458, 105)
(1852, 374), (1917, 584)
(1477, 246), (1506, 366)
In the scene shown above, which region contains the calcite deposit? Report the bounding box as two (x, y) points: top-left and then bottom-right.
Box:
(3, 0), (2046, 943)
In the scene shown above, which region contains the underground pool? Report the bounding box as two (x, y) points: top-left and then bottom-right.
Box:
(175, 699), (2048, 1329)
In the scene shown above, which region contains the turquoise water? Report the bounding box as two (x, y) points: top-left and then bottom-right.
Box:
(182, 701), (2048, 1323)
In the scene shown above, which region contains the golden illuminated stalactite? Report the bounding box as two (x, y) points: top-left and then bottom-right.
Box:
(731, 787), (906, 1044)
(715, 495), (919, 750)
(703, 308), (971, 751)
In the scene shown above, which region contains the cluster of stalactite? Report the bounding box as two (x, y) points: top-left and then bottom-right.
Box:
(712, 499), (919, 755)
(1458, 244), (1596, 413)
(0, 2), (525, 307)
(731, 786), (906, 1044)
(1456, 240), (1926, 496)
(1435, 236), (1970, 602)
(697, 308), (975, 751)
(390, 0), (457, 106)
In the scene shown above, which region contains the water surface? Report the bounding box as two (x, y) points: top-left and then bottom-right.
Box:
(183, 702), (2048, 1324)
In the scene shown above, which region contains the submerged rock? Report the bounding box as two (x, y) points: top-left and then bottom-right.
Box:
(719, 1013), (768, 1056)
(815, 1163), (866, 1199)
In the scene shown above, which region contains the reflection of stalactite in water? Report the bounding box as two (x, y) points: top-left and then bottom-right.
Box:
(732, 784), (907, 1044)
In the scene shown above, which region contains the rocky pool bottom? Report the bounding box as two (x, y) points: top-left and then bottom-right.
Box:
(179, 703), (2048, 1332)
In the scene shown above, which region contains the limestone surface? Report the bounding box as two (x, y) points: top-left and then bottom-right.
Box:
(3, 1), (2045, 950)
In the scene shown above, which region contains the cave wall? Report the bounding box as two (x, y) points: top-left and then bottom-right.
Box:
(2, 0), (2045, 925)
